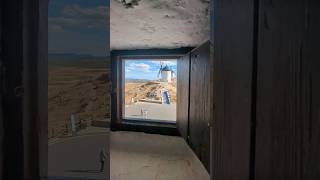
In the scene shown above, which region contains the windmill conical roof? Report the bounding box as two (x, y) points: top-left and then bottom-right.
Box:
(162, 65), (172, 71)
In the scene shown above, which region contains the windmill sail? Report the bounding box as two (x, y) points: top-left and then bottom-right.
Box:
(157, 62), (164, 78)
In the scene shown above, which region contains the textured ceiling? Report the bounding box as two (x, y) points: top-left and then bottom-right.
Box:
(110, 0), (210, 50)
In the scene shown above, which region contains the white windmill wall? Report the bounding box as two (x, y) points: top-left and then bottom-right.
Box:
(161, 71), (172, 82)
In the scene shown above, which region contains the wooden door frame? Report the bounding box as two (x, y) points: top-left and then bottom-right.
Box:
(189, 40), (211, 172)
(1, 0), (48, 179)
(176, 52), (191, 141)
(210, 0), (257, 179)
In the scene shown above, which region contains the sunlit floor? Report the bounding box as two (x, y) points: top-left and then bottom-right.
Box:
(110, 131), (210, 180)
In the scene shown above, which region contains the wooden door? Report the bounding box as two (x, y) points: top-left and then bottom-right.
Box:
(189, 41), (211, 171)
(177, 53), (190, 141)
(255, 0), (320, 179)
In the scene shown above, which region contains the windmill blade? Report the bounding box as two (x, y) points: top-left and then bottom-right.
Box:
(157, 62), (163, 78)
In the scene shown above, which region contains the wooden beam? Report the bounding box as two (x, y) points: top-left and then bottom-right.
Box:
(110, 48), (193, 57)
(211, 0), (255, 179)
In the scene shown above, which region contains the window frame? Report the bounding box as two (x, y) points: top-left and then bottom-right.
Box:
(111, 48), (193, 135)
(121, 56), (179, 123)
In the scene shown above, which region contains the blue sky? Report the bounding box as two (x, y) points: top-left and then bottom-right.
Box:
(49, 0), (109, 56)
(125, 60), (177, 80)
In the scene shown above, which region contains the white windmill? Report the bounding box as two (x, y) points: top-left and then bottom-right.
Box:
(157, 62), (175, 83)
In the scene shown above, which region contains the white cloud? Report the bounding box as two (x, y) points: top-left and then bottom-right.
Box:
(127, 63), (150, 73)
(49, 4), (109, 30)
(49, 17), (78, 27)
(125, 69), (131, 72)
(63, 4), (108, 19)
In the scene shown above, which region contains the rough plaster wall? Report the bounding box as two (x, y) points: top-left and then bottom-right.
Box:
(111, 0), (210, 50)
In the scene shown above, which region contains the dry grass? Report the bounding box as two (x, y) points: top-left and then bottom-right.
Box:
(48, 66), (111, 139)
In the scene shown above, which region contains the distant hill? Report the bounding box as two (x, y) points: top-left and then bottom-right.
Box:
(48, 53), (108, 61)
(49, 53), (110, 69)
(125, 78), (155, 83)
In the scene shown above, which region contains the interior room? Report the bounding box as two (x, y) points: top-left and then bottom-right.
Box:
(1, 0), (320, 180)
(110, 0), (211, 179)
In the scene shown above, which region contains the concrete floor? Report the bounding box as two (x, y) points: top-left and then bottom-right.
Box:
(125, 102), (176, 122)
(49, 128), (209, 180)
(49, 127), (110, 179)
(110, 131), (209, 180)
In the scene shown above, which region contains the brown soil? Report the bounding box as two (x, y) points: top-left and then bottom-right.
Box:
(48, 67), (111, 139)
(125, 79), (176, 105)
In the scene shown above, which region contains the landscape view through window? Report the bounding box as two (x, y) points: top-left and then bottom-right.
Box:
(124, 59), (177, 122)
(48, 0), (110, 178)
